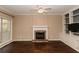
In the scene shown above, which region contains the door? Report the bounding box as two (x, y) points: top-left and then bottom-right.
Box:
(2, 17), (11, 42)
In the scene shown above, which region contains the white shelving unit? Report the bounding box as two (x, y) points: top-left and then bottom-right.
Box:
(64, 13), (70, 34)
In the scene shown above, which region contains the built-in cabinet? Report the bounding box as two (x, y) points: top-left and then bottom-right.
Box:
(64, 8), (79, 34)
(63, 7), (79, 52)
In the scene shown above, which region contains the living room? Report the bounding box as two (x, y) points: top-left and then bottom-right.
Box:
(0, 5), (79, 53)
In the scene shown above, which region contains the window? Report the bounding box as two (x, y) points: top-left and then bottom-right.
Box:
(0, 17), (12, 43)
(2, 18), (10, 32)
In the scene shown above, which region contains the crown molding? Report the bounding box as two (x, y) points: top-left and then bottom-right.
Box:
(0, 6), (15, 16)
(14, 13), (63, 16)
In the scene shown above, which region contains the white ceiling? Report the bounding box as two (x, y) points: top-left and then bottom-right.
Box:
(0, 5), (78, 15)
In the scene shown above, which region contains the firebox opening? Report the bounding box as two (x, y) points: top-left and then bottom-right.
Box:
(35, 30), (46, 40)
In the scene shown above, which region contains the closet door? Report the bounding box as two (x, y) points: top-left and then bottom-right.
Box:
(2, 18), (11, 42)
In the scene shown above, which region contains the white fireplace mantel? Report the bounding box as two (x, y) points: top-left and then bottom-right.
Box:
(33, 26), (48, 28)
(33, 25), (48, 40)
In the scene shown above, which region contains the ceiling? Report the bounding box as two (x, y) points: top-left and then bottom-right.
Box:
(0, 5), (78, 15)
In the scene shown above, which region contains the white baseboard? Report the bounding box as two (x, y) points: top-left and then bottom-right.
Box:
(13, 39), (32, 41)
(61, 40), (79, 52)
(13, 39), (60, 41)
(0, 40), (13, 48)
(48, 39), (60, 41)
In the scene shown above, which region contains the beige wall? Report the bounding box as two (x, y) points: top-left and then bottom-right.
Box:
(13, 15), (62, 41)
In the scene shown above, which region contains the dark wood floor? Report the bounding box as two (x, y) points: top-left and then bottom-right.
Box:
(0, 41), (78, 53)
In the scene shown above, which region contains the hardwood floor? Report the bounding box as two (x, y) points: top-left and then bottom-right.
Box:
(0, 41), (78, 53)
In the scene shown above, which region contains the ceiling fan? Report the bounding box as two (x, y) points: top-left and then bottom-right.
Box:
(32, 5), (52, 13)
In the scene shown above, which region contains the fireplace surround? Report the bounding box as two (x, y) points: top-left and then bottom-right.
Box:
(33, 26), (48, 40)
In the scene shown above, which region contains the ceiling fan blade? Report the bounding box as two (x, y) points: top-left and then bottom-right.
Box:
(45, 8), (52, 10)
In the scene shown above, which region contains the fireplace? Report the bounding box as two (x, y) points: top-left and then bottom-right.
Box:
(33, 26), (48, 40)
(35, 30), (46, 40)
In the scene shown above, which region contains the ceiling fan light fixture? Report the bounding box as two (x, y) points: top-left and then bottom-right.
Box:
(38, 9), (45, 13)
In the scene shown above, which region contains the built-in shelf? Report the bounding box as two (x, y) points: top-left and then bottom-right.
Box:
(73, 9), (79, 23)
(73, 13), (79, 17)
(72, 8), (79, 35)
(64, 13), (70, 34)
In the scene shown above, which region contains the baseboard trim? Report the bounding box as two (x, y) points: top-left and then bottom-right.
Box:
(61, 40), (79, 52)
(13, 39), (60, 41)
(0, 40), (13, 48)
(48, 39), (60, 41)
(13, 39), (32, 41)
